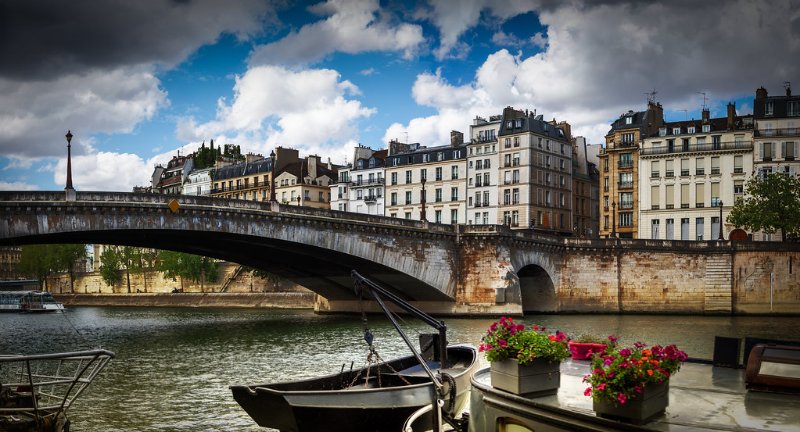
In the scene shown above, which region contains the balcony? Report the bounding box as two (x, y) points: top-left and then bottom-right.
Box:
(755, 128), (800, 138)
(640, 140), (753, 156)
(711, 197), (722, 207)
(620, 201), (634, 210)
(618, 160), (633, 169)
(351, 178), (384, 187)
(364, 195), (377, 204)
(617, 181), (634, 190)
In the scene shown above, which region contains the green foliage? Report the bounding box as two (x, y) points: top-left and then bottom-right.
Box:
(570, 334), (608, 344)
(479, 317), (570, 365)
(159, 251), (218, 288)
(18, 244), (86, 292)
(193, 140), (221, 169)
(727, 173), (800, 241)
(99, 247), (123, 287)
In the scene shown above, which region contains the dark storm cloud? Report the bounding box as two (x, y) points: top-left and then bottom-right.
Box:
(0, 0), (275, 80)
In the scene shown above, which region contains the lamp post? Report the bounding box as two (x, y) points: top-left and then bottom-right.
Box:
(611, 201), (617, 238)
(65, 130), (74, 190)
(718, 200), (724, 240)
(269, 150), (276, 204)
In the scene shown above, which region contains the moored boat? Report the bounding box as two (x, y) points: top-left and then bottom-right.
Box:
(231, 344), (477, 432)
(0, 291), (64, 313)
(0, 349), (115, 432)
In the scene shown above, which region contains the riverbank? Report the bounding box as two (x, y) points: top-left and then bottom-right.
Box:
(55, 292), (315, 309)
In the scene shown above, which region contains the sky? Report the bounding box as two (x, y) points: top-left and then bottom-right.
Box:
(1, 0), (799, 192)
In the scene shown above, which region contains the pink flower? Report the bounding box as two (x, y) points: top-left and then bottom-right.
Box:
(498, 339), (507, 347)
(607, 335), (618, 344)
(490, 323), (498, 332)
(597, 383), (606, 391)
(619, 348), (631, 357)
(617, 393), (628, 405)
(584, 387), (592, 396)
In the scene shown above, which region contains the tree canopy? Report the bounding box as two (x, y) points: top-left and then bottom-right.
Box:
(18, 244), (86, 291)
(727, 173), (800, 241)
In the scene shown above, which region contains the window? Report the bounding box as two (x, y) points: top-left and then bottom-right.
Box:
(665, 160), (674, 177)
(405, 191), (412, 205)
(696, 158), (705, 175)
(651, 161), (660, 178)
(451, 187), (458, 201)
(696, 217), (704, 241)
(618, 172), (633, 189)
(514, 136), (520, 147)
(711, 182), (721, 207)
(435, 210), (442, 223)
(391, 172), (397, 185)
(673, 127), (681, 135)
(688, 126), (696, 134)
(503, 211), (511, 225)
(484, 158), (491, 169)
(666, 184), (674, 209)
(659, 127), (666, 136)
(422, 153), (430, 163)
(619, 212), (633, 227)
(483, 212), (489, 224)
(680, 159), (690, 176)
(711, 157), (720, 174)
(483, 191), (489, 206)
(319, 191), (324, 201)
(681, 218), (690, 240)
(504, 154), (511, 167)
(513, 188), (519, 204)
(435, 188), (442, 202)
(437, 152), (444, 161)
(682, 138), (690, 152)
(474, 192), (480, 207)
(765, 101), (774, 116)
(357, 189), (363, 199)
(763, 142), (773, 161)
(784, 142), (796, 160)
(512, 170), (520, 184)
(512, 153), (520, 166)
(515, 118), (522, 128)
(420, 169), (427, 181)
(512, 210), (519, 227)
(476, 159), (483, 170)
(503, 189), (511, 205)
(666, 218), (674, 240)
(451, 209), (458, 224)
(620, 192), (633, 209)
(625, 116), (633, 125)
(435, 167), (443, 181)
(651, 185), (659, 210)
(702, 124), (710, 133)
(619, 153), (633, 168)
(788, 101), (800, 117)
(680, 184), (689, 208)
(405, 170), (412, 184)
(504, 138), (511, 148)
(651, 219), (660, 239)
(405, 212), (411, 219)
(483, 172), (490, 186)
(696, 183), (705, 208)
(734, 155), (743, 173)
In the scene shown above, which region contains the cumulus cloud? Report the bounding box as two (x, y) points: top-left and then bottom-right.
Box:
(389, 0), (800, 145)
(52, 152), (150, 191)
(0, 0), (274, 80)
(0, 67), (167, 159)
(0, 181), (39, 191)
(249, 0), (424, 66)
(178, 65), (375, 159)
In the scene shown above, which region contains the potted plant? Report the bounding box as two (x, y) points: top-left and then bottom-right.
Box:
(583, 339), (688, 424)
(568, 334), (609, 361)
(479, 316), (570, 395)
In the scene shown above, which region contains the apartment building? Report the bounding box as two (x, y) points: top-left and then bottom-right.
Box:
(211, 147), (299, 201)
(600, 101), (664, 238)
(466, 115), (502, 225)
(330, 145), (386, 215)
(275, 155), (337, 209)
(495, 107), (572, 233)
(752, 85), (800, 241)
(384, 138), (467, 223)
(572, 136), (600, 237)
(151, 154), (193, 195)
(183, 167), (213, 196)
(639, 105), (754, 240)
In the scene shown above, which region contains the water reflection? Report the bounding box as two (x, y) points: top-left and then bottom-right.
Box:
(2, 308), (799, 431)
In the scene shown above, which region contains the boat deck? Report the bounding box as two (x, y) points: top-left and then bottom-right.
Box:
(472, 359), (800, 431)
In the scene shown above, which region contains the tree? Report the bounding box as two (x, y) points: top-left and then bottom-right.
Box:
(159, 251), (218, 292)
(98, 246), (145, 292)
(99, 247), (123, 289)
(54, 244), (87, 293)
(17, 245), (55, 291)
(727, 173), (800, 241)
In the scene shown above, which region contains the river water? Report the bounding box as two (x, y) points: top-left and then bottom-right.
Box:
(2, 307), (800, 431)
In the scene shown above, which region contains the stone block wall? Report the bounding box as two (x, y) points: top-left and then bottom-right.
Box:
(733, 251), (800, 314)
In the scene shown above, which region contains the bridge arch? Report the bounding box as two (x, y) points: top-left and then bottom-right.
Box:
(509, 244), (563, 313)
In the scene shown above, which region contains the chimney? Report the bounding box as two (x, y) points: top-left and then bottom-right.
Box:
(787, 83), (792, 97)
(755, 87), (768, 100)
(701, 108), (710, 123)
(450, 130), (464, 146)
(727, 102), (736, 130)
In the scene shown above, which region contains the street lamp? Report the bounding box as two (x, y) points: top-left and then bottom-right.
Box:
(269, 150), (276, 203)
(611, 201), (617, 238)
(65, 130), (74, 190)
(718, 200), (724, 240)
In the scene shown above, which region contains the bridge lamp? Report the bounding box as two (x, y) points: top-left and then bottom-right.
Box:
(269, 150), (276, 203)
(65, 130), (74, 191)
(718, 200), (724, 240)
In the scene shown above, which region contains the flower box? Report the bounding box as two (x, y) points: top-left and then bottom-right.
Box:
(490, 358), (560, 396)
(593, 381), (669, 424)
(568, 342), (607, 360)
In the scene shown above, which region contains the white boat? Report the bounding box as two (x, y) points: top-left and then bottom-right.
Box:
(0, 291), (65, 313)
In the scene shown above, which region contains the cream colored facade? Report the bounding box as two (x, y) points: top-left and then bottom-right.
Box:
(466, 116), (501, 225)
(384, 142), (467, 224)
(639, 107), (754, 240)
(275, 156), (336, 209)
(211, 148), (299, 202)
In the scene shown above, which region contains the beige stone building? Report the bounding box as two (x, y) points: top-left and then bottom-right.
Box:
(495, 107), (573, 233)
(384, 138), (467, 223)
(639, 105), (754, 240)
(466, 115), (502, 225)
(211, 147), (299, 201)
(600, 101), (664, 238)
(275, 155), (337, 209)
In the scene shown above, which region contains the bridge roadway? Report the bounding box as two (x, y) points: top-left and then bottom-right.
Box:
(2, 191), (798, 315)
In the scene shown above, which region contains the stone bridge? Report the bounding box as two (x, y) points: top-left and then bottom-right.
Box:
(1, 191), (798, 315)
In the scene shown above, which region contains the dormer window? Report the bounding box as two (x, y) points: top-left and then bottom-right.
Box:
(357, 160), (364, 169)
(515, 119), (523, 128)
(687, 126), (695, 134)
(765, 102), (774, 116)
(672, 127), (681, 135)
(702, 124), (710, 133)
(659, 127), (666, 137)
(625, 116), (633, 125)
(507, 121), (513, 128)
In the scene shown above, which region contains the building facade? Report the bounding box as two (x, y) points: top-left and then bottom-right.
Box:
(275, 155), (337, 209)
(330, 145), (386, 215)
(600, 101), (664, 238)
(572, 136), (600, 237)
(211, 147), (299, 202)
(152, 155), (193, 195)
(182, 167), (213, 196)
(752, 85), (800, 241)
(466, 115), (501, 225)
(384, 140), (467, 223)
(639, 105), (754, 240)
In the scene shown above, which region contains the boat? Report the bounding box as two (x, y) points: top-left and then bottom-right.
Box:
(231, 270), (479, 432)
(231, 345), (477, 432)
(467, 340), (800, 431)
(0, 291), (64, 313)
(0, 349), (115, 432)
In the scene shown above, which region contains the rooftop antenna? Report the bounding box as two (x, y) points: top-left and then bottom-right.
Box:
(645, 89), (658, 104)
(403, 131), (409, 143)
(697, 92), (708, 110)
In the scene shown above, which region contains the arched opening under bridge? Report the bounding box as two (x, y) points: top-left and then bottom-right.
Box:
(517, 264), (557, 313)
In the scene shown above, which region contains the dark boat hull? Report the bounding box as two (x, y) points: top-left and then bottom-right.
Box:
(231, 345), (477, 432)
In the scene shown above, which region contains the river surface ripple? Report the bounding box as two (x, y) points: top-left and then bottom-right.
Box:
(2, 307), (799, 431)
